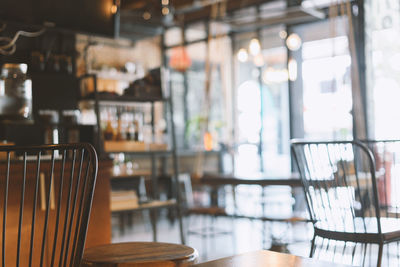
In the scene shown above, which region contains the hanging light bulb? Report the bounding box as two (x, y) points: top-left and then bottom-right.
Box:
(142, 11), (151, 20)
(279, 30), (287, 39)
(253, 53), (264, 67)
(249, 38), (261, 56)
(110, 4), (118, 14)
(237, 48), (248, 63)
(286, 33), (302, 51)
(162, 7), (170, 15)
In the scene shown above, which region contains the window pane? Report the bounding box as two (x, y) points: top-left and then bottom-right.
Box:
(165, 27), (183, 47)
(365, 0), (400, 139)
(299, 19), (353, 140)
(185, 22), (206, 42)
(234, 26), (290, 175)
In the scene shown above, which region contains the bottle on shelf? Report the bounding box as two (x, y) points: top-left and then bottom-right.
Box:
(104, 117), (115, 141)
(131, 111), (144, 142)
(126, 120), (135, 141)
(115, 109), (124, 141)
(133, 118), (140, 141)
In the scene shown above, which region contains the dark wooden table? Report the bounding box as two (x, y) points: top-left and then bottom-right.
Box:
(190, 172), (306, 221)
(192, 250), (352, 267)
(191, 172), (303, 214)
(192, 172), (302, 187)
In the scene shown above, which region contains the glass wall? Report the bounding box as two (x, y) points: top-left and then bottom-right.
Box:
(296, 18), (353, 140)
(234, 26), (291, 175)
(165, 5), (357, 174)
(365, 0), (400, 139)
(165, 23), (232, 151)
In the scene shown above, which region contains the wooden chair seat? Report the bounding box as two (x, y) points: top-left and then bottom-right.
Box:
(187, 206), (229, 216)
(81, 242), (198, 267)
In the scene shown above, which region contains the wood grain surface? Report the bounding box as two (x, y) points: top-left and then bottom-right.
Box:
(85, 160), (113, 248)
(81, 242), (198, 267)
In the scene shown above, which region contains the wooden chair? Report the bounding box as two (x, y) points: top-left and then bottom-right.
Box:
(0, 143), (98, 266)
(291, 140), (400, 266)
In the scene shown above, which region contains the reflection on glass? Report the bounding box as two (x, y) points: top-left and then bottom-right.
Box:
(365, 0), (400, 139)
(235, 26), (290, 175)
(302, 36), (353, 140)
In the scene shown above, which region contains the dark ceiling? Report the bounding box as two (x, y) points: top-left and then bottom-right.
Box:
(119, 0), (278, 39)
(121, 0), (277, 24)
(118, 0), (325, 41)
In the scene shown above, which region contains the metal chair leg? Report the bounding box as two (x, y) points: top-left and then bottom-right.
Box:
(377, 243), (384, 267)
(309, 234), (316, 258)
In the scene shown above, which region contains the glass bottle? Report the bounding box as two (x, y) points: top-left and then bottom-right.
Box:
(104, 114), (114, 141)
(115, 115), (124, 141)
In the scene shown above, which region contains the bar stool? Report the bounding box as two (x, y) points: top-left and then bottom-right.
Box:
(81, 242), (198, 267)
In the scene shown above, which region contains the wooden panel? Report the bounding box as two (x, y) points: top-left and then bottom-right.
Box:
(85, 160), (112, 248)
(0, 158), (111, 265)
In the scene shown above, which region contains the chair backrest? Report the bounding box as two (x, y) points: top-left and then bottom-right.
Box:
(362, 139), (400, 217)
(0, 143), (98, 267)
(291, 140), (382, 236)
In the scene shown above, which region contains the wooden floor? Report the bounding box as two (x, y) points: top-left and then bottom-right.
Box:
(110, 184), (400, 266)
(111, 212), (313, 263)
(111, 185), (313, 263)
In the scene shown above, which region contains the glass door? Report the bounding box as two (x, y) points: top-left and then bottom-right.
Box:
(234, 26), (290, 175)
(296, 18), (353, 140)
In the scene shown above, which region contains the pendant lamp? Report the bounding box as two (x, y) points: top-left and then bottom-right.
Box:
(169, 46), (192, 72)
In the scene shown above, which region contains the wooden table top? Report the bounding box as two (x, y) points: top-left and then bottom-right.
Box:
(192, 250), (352, 267)
(81, 242), (198, 266)
(192, 172), (302, 187)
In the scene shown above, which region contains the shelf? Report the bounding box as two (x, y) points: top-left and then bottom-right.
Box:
(112, 168), (152, 179)
(111, 199), (177, 212)
(79, 96), (168, 108)
(104, 141), (146, 152)
(107, 150), (174, 156)
(88, 70), (142, 82)
(104, 141), (169, 154)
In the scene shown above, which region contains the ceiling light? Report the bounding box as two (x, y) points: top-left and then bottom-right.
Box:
(249, 38), (261, 56)
(286, 33), (302, 51)
(279, 30), (287, 39)
(162, 0), (169, 5)
(162, 7), (170, 15)
(110, 5), (118, 14)
(143, 11), (151, 20)
(237, 48), (248, 63)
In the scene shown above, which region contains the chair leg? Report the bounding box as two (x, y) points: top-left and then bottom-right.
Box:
(150, 210), (157, 242)
(119, 213), (125, 235)
(377, 243), (384, 267)
(230, 215), (236, 254)
(177, 205), (186, 244)
(202, 215), (208, 259)
(309, 234), (316, 258)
